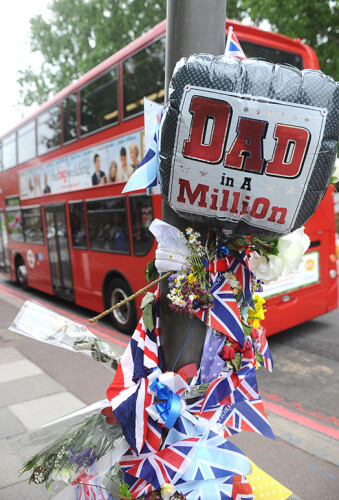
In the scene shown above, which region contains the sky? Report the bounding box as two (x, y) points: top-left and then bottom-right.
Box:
(0, 0), (50, 136)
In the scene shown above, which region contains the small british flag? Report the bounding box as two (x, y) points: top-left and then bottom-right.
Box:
(219, 398), (275, 440)
(225, 26), (246, 60)
(195, 272), (245, 345)
(106, 299), (162, 453)
(120, 437), (199, 491)
(226, 252), (254, 309)
(254, 327), (273, 372)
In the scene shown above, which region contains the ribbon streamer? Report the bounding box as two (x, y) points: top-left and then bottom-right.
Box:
(123, 99), (163, 193)
(149, 378), (181, 428)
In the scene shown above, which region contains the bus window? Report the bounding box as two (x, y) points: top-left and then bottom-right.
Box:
(3, 133), (17, 169)
(123, 37), (165, 119)
(240, 40), (304, 69)
(129, 195), (154, 256)
(80, 67), (119, 136)
(63, 93), (78, 143)
(7, 209), (24, 242)
(18, 121), (36, 164)
(69, 201), (87, 249)
(86, 197), (130, 254)
(37, 104), (61, 156)
(22, 207), (44, 244)
(0, 211), (10, 273)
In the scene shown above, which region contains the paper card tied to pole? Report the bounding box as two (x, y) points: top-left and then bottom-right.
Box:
(159, 55), (339, 238)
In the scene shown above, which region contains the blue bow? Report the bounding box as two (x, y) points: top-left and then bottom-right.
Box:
(149, 378), (181, 429)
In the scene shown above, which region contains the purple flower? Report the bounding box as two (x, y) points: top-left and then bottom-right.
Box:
(69, 447), (99, 469)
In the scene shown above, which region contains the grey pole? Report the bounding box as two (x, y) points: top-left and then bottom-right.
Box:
(160, 0), (227, 371)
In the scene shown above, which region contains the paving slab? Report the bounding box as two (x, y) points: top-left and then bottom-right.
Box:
(228, 432), (339, 500)
(0, 373), (65, 408)
(0, 346), (25, 364)
(267, 411), (339, 467)
(9, 392), (85, 430)
(0, 407), (25, 438)
(0, 438), (28, 488)
(0, 480), (53, 500)
(0, 359), (42, 383)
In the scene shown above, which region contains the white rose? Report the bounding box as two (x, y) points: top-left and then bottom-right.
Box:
(249, 227), (310, 283)
(161, 482), (177, 499)
(51, 467), (74, 483)
(249, 252), (284, 283)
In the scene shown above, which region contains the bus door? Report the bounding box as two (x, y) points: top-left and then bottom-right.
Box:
(44, 204), (74, 299)
(0, 211), (10, 274)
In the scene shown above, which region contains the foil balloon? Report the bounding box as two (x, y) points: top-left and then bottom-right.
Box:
(159, 55), (339, 237)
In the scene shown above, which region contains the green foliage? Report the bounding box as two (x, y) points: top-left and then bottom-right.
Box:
(18, 0), (166, 106)
(18, 0), (338, 107)
(145, 259), (159, 284)
(141, 291), (155, 331)
(119, 482), (132, 499)
(227, 0), (339, 81)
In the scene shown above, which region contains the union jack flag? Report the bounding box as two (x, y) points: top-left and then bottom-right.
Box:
(226, 252), (254, 309)
(232, 475), (253, 499)
(123, 477), (153, 500)
(177, 476), (234, 500)
(195, 272), (245, 345)
(253, 327), (273, 372)
(178, 431), (250, 483)
(179, 474), (253, 500)
(224, 26), (246, 60)
(218, 398), (275, 441)
(72, 471), (113, 499)
(197, 363), (259, 415)
(120, 437), (199, 491)
(106, 299), (162, 453)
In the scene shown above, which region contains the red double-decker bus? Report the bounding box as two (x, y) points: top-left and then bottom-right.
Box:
(0, 20), (337, 334)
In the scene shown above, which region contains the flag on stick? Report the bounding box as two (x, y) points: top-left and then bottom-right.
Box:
(225, 26), (246, 60)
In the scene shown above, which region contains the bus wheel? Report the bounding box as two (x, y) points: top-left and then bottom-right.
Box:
(106, 278), (137, 335)
(15, 256), (28, 288)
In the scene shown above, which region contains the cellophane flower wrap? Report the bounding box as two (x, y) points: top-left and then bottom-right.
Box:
(11, 400), (128, 496)
(10, 300), (121, 371)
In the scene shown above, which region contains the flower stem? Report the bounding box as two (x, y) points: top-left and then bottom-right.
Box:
(88, 271), (175, 323)
(76, 482), (121, 498)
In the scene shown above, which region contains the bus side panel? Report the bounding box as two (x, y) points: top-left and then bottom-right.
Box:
(69, 249), (104, 313)
(263, 190), (338, 336)
(10, 242), (54, 295)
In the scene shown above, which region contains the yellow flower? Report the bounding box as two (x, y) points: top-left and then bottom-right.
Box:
(247, 294), (266, 329)
(187, 273), (197, 284)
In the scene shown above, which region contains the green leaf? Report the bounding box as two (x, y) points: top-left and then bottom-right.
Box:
(230, 353), (242, 372)
(120, 482), (131, 499)
(145, 259), (159, 284)
(142, 303), (154, 332)
(22, 460), (36, 472)
(255, 350), (264, 364)
(141, 292), (155, 331)
(141, 292), (155, 310)
(242, 322), (252, 336)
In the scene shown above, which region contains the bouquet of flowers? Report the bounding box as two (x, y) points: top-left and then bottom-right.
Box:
(10, 300), (121, 371)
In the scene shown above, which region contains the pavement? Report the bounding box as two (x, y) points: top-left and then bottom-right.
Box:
(0, 292), (122, 499)
(0, 280), (338, 499)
